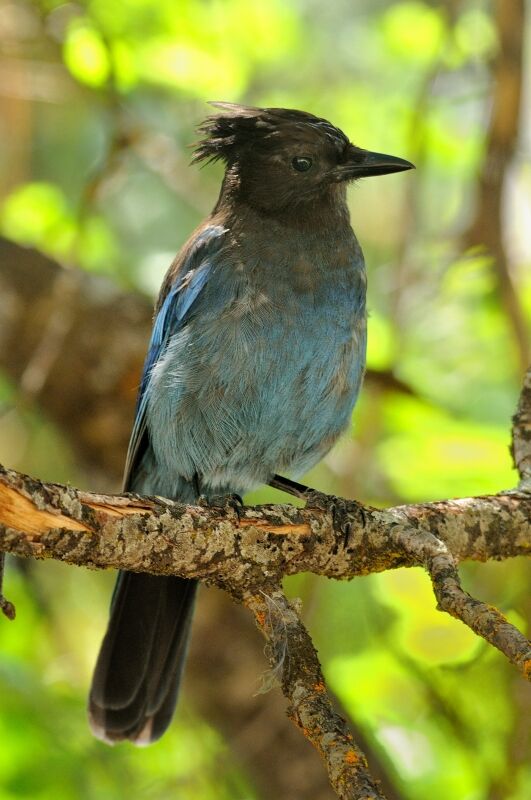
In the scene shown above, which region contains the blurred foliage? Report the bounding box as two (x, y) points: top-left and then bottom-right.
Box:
(0, 0), (530, 798)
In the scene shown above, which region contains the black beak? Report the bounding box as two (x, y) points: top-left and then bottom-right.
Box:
(340, 147), (415, 179)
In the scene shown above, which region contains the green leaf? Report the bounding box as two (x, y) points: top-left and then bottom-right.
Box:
(367, 312), (394, 369)
(376, 569), (481, 666)
(63, 21), (111, 87)
(455, 9), (498, 60)
(380, 2), (446, 64)
(1, 183), (75, 258)
(140, 39), (247, 96)
(378, 394), (515, 500)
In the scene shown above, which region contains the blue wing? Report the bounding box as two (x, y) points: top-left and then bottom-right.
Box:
(123, 224), (227, 489)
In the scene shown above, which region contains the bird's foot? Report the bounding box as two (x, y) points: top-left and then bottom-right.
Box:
(198, 493), (244, 519)
(304, 490), (364, 550)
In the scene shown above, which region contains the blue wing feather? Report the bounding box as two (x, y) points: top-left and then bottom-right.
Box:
(123, 225), (226, 489)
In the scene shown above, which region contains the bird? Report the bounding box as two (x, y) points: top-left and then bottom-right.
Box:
(88, 102), (413, 745)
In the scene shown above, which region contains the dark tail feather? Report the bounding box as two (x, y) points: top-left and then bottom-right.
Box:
(88, 572), (197, 745)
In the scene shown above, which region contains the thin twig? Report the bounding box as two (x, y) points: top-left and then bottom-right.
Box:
(0, 553), (15, 620)
(19, 270), (80, 400)
(511, 366), (531, 488)
(388, 525), (531, 680)
(245, 588), (386, 800)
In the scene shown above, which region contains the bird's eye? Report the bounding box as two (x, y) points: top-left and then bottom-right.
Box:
(292, 156), (313, 173)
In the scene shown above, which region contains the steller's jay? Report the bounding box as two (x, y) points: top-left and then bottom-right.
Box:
(88, 103), (413, 745)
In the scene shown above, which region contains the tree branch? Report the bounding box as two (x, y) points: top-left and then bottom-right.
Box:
(512, 365), (531, 488)
(245, 588), (385, 800)
(0, 465), (528, 585)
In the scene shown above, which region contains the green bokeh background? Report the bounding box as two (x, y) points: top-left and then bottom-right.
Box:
(0, 1), (530, 798)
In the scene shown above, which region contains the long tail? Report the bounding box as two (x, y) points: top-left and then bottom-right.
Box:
(88, 572), (197, 745)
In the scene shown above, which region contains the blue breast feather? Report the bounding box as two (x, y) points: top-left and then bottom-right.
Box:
(134, 229), (367, 500)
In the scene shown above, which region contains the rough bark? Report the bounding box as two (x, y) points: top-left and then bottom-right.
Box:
(0, 467), (528, 584)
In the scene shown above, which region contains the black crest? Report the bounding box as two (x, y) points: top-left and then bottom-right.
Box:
(192, 102), (350, 165)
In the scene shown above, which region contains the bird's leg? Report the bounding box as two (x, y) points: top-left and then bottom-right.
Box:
(268, 474), (310, 499)
(0, 553), (15, 620)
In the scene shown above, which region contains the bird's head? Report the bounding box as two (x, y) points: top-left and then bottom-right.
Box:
(193, 102), (414, 215)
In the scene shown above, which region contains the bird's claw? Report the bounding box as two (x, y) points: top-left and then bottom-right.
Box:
(304, 490), (361, 549)
(198, 493), (244, 519)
